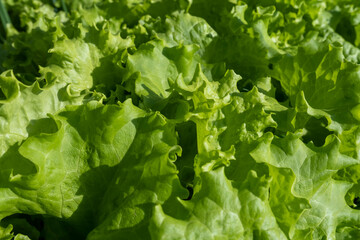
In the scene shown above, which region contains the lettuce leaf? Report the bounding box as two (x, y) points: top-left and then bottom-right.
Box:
(1, 0), (360, 239)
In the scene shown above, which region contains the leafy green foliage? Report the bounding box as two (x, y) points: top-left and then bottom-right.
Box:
(0, 0), (360, 239)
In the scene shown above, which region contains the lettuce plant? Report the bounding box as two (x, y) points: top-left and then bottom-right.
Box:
(0, 0), (360, 239)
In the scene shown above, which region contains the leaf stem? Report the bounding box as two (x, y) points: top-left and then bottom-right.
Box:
(0, 0), (11, 39)
(61, 0), (68, 14)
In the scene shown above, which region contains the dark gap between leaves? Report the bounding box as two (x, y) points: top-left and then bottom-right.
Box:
(237, 80), (253, 92)
(335, 17), (356, 44)
(271, 77), (289, 103)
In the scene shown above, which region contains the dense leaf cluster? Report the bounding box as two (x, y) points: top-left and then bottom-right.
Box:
(0, 0), (360, 239)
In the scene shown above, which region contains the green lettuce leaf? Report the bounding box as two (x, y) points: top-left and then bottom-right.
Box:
(1, 0), (360, 239)
(150, 167), (289, 240)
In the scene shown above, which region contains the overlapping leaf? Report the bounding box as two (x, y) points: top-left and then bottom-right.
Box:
(1, 0), (360, 239)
